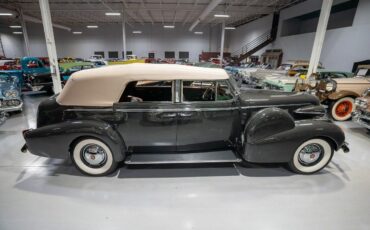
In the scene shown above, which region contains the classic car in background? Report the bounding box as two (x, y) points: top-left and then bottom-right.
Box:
(22, 64), (348, 176)
(287, 61), (323, 76)
(263, 70), (354, 92)
(88, 55), (108, 65)
(353, 88), (370, 130)
(0, 59), (20, 70)
(60, 63), (96, 81)
(108, 55), (145, 65)
(0, 72), (23, 113)
(315, 65), (370, 121)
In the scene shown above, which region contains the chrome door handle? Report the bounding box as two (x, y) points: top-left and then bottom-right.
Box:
(178, 112), (193, 117)
(160, 113), (177, 118)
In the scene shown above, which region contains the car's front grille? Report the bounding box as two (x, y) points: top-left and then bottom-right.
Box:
(0, 99), (21, 108)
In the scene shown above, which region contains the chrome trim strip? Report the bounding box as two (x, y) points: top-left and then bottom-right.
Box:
(115, 107), (238, 112)
(65, 103), (311, 113)
(65, 108), (113, 112)
(125, 159), (242, 164)
(240, 103), (310, 109)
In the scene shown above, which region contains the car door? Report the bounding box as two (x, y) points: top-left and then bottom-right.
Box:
(175, 80), (240, 152)
(113, 80), (178, 152)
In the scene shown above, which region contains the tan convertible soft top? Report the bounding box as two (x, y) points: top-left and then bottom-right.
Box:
(57, 63), (229, 106)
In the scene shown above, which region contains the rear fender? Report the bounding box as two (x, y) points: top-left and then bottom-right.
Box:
(24, 119), (126, 162)
(243, 109), (345, 163)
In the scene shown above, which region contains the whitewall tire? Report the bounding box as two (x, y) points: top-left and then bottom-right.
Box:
(72, 138), (117, 176)
(330, 97), (355, 121)
(288, 138), (333, 174)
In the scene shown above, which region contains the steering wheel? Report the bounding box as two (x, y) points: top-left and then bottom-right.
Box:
(202, 87), (215, 101)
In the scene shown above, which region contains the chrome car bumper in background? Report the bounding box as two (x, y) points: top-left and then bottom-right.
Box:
(352, 110), (370, 129)
(0, 101), (23, 112)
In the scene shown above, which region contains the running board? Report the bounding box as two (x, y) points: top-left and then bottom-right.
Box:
(125, 150), (242, 165)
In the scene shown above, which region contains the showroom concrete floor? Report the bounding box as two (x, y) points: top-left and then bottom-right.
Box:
(1, 92), (370, 230)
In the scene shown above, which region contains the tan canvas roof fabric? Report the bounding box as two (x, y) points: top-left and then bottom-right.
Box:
(57, 63), (229, 106)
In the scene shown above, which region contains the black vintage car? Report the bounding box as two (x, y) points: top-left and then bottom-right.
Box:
(22, 64), (348, 176)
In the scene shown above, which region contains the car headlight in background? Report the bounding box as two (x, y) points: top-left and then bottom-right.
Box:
(3, 90), (18, 98)
(325, 80), (336, 92)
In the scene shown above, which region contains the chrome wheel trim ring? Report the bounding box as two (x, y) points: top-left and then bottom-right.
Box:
(81, 144), (107, 168)
(298, 143), (323, 166)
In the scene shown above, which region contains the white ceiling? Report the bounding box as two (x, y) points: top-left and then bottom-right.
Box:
(0, 0), (305, 29)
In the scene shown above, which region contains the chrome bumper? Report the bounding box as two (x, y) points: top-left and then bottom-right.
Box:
(352, 110), (370, 129)
(0, 102), (23, 112)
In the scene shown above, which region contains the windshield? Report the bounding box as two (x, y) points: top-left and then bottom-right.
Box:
(356, 68), (370, 77)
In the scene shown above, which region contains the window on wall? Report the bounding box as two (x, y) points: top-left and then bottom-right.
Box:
(165, 51), (175, 59)
(281, 0), (358, 37)
(179, 51), (189, 59)
(122, 51), (133, 58)
(94, 51), (105, 58)
(108, 51), (118, 59)
(148, 53), (155, 58)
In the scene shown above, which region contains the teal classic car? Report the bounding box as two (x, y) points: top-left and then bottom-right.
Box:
(2, 57), (53, 93)
(60, 63), (95, 82)
(0, 72), (22, 113)
(263, 70), (354, 92)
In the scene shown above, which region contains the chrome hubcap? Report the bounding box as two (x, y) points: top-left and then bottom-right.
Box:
(298, 143), (323, 165)
(81, 144), (107, 167)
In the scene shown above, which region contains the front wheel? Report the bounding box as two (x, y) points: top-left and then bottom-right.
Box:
(288, 138), (333, 174)
(330, 97), (355, 121)
(72, 138), (118, 176)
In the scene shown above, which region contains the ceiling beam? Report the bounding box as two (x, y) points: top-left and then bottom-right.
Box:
(189, 0), (223, 31)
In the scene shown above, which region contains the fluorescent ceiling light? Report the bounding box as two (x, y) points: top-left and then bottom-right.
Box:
(105, 12), (121, 16)
(225, 26), (236, 30)
(163, 25), (175, 29)
(0, 13), (12, 16)
(214, 14), (230, 18)
(9, 25), (22, 28)
(132, 31), (142, 34)
(13, 31), (22, 34)
(194, 31), (203, 35)
(87, 25), (98, 28)
(72, 31), (82, 34)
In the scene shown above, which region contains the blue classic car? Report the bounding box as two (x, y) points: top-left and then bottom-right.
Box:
(0, 72), (23, 113)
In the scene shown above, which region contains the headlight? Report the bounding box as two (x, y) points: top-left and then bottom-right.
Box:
(326, 82), (334, 91)
(3, 90), (18, 98)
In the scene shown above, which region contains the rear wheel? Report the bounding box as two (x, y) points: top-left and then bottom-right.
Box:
(288, 138), (333, 174)
(71, 138), (117, 176)
(330, 97), (355, 121)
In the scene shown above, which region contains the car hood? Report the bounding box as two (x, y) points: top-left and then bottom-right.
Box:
(238, 88), (320, 107)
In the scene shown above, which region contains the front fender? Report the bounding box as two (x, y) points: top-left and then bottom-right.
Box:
(328, 90), (359, 100)
(23, 119), (126, 162)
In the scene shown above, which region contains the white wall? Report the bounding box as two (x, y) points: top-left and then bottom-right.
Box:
(3, 22), (219, 62)
(0, 31), (25, 58)
(227, 0), (370, 72)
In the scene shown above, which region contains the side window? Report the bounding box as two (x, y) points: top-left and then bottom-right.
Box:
(119, 81), (173, 102)
(183, 80), (233, 102)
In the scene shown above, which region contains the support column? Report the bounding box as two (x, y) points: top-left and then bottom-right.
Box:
(307, 0), (333, 78)
(38, 0), (62, 94)
(122, 12), (127, 60)
(219, 21), (225, 66)
(20, 8), (30, 56)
